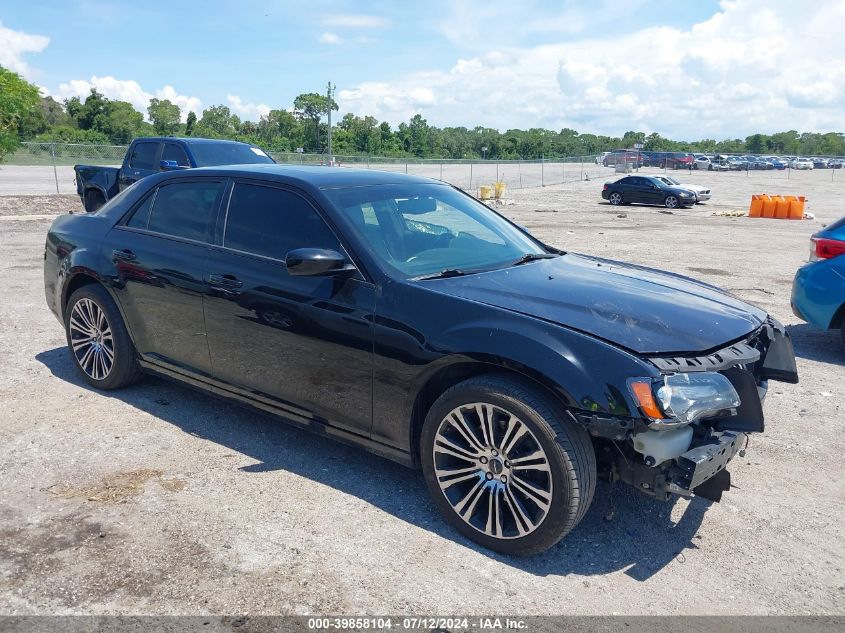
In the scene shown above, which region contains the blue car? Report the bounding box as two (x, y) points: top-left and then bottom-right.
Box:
(791, 217), (845, 347)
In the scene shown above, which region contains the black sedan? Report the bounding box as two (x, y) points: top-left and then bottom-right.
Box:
(602, 175), (697, 209)
(44, 165), (797, 555)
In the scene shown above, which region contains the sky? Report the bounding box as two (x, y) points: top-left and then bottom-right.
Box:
(1, 0), (844, 140)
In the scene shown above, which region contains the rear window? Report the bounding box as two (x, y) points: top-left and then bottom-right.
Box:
(189, 143), (274, 167)
(140, 181), (222, 242)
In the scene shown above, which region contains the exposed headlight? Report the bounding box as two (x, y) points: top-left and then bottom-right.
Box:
(629, 373), (741, 429)
(656, 373), (740, 426)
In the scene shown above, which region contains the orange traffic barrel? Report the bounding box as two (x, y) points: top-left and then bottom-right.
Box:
(788, 195), (806, 220)
(761, 195), (776, 218)
(749, 194), (764, 217)
(774, 195), (790, 219)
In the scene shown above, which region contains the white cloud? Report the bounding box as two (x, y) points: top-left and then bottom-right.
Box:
(321, 14), (388, 29)
(0, 20), (49, 78)
(55, 76), (202, 122)
(319, 32), (343, 45)
(226, 94), (271, 120)
(339, 0), (845, 139)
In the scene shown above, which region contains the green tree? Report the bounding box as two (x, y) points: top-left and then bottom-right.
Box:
(293, 92), (338, 151)
(41, 96), (70, 127)
(92, 101), (144, 144)
(408, 114), (431, 157)
(185, 111), (196, 136)
(0, 66), (42, 161)
(147, 98), (182, 136)
(745, 134), (767, 154)
(67, 89), (108, 130)
(196, 104), (237, 137)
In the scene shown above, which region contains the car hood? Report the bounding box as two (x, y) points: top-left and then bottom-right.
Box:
(426, 254), (767, 354)
(680, 184), (708, 193)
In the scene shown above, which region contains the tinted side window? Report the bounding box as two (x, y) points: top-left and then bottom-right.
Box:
(162, 143), (190, 167)
(224, 183), (340, 260)
(126, 191), (156, 229)
(129, 142), (159, 169)
(147, 181), (222, 242)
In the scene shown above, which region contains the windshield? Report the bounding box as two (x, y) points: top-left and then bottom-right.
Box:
(189, 143), (275, 167)
(324, 183), (549, 279)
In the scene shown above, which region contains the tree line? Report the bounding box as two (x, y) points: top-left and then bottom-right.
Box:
(3, 65), (845, 162)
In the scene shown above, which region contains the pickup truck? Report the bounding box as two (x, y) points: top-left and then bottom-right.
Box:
(74, 137), (275, 212)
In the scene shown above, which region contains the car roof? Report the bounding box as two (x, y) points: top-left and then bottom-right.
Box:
(134, 136), (256, 146)
(177, 164), (442, 189)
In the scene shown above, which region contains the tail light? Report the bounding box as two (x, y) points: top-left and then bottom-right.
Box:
(811, 237), (845, 261)
(603, 184), (608, 190)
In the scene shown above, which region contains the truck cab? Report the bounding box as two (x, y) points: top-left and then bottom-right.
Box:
(75, 137), (275, 212)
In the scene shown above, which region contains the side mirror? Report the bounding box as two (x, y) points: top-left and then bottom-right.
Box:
(285, 248), (355, 277)
(159, 160), (183, 171)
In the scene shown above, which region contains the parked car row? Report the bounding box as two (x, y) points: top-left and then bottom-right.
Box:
(597, 149), (845, 172)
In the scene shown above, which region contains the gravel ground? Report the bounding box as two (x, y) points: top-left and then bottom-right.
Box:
(0, 169), (843, 616)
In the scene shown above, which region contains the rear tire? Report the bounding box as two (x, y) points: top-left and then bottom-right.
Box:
(420, 375), (596, 556)
(83, 189), (105, 213)
(609, 192), (622, 206)
(65, 284), (143, 390)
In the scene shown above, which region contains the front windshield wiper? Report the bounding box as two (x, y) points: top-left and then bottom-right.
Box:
(508, 253), (558, 267)
(414, 268), (469, 280)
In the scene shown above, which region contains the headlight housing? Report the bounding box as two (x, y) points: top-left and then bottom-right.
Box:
(629, 373), (741, 429)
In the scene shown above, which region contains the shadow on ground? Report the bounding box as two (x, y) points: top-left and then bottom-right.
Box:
(787, 323), (844, 366)
(37, 345), (712, 581)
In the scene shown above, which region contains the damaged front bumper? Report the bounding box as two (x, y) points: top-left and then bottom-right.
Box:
(597, 316), (796, 502)
(616, 429), (746, 502)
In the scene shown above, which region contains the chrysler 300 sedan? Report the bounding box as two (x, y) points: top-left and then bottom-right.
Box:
(44, 165), (798, 555)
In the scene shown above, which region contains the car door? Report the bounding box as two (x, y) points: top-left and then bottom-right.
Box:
(101, 177), (225, 376)
(119, 141), (162, 191)
(625, 177), (649, 203)
(638, 178), (663, 204)
(202, 180), (375, 435)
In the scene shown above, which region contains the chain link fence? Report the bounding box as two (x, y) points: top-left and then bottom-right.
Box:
(3, 142), (613, 195)
(3, 142), (843, 197)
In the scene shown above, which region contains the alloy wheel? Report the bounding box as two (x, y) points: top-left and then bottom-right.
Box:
(665, 196), (679, 209)
(432, 402), (553, 539)
(609, 192), (622, 205)
(69, 297), (114, 380)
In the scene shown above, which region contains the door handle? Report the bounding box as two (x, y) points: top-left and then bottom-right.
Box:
(112, 249), (136, 261)
(208, 273), (243, 289)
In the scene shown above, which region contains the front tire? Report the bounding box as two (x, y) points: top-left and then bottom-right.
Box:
(65, 285), (143, 389)
(609, 192), (622, 205)
(420, 375), (596, 556)
(664, 195), (679, 209)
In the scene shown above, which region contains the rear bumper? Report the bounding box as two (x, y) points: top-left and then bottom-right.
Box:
(791, 261), (844, 330)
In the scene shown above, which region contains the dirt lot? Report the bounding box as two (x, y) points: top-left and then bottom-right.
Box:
(0, 169), (843, 616)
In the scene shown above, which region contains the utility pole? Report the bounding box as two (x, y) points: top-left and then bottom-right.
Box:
(326, 81), (335, 165)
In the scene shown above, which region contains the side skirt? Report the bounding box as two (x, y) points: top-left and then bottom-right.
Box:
(138, 359), (416, 469)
